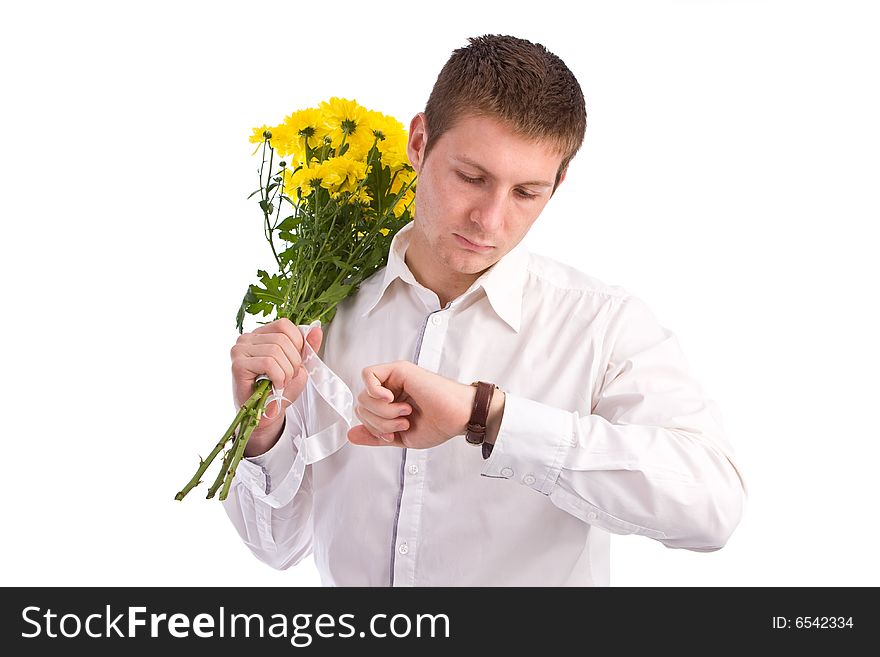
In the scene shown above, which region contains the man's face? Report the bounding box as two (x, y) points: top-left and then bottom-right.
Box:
(405, 112), (565, 289)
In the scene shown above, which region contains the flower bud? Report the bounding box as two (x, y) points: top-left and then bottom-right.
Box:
(263, 130), (272, 140)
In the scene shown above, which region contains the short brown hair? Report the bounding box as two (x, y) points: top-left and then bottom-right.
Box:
(424, 34), (587, 191)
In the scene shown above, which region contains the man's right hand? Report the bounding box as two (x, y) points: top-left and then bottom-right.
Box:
(230, 318), (323, 456)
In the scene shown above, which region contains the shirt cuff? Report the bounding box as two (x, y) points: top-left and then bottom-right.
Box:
(480, 393), (572, 494)
(242, 418), (299, 495)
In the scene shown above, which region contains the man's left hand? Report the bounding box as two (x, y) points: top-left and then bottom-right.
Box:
(348, 361), (475, 449)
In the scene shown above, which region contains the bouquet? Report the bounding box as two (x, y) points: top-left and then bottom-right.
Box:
(175, 98), (416, 502)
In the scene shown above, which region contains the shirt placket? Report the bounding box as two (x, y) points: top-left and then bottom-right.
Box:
(391, 305), (450, 586)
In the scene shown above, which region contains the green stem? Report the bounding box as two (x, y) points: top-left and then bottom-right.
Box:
(287, 188), (338, 321)
(261, 144), (283, 271)
(205, 448), (234, 499)
(219, 383), (274, 501)
(174, 378), (272, 501)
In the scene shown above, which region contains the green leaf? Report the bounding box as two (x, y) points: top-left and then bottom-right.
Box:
(237, 269), (290, 327)
(330, 256), (350, 271)
(278, 243), (303, 266)
(309, 280), (353, 308)
(235, 285), (259, 334)
(277, 215), (301, 232)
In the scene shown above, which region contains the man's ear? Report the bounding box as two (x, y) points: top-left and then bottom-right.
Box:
(407, 112), (428, 173)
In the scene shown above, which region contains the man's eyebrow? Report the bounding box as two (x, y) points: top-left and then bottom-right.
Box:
(452, 155), (554, 188)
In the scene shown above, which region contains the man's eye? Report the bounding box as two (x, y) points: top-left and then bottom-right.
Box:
(457, 173), (482, 184)
(515, 189), (537, 200)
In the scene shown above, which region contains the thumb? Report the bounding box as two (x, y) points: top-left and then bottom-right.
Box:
(363, 362), (399, 402)
(305, 326), (323, 353)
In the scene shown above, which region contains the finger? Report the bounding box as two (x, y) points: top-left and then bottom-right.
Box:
(232, 352), (287, 390)
(305, 326), (323, 354)
(357, 390), (412, 420)
(251, 317), (304, 352)
(353, 404), (392, 441)
(362, 367), (394, 402)
(238, 346), (295, 390)
(355, 403), (410, 437)
(242, 333), (303, 374)
(348, 424), (400, 447)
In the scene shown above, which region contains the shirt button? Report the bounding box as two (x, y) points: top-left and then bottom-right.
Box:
(408, 464), (419, 475)
(431, 314), (443, 325)
(500, 467), (514, 478)
(523, 474), (536, 485)
(398, 542), (409, 555)
(587, 511), (598, 520)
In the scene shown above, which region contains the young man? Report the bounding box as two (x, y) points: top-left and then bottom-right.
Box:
(223, 35), (746, 586)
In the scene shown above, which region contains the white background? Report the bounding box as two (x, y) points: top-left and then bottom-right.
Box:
(1, 0), (877, 587)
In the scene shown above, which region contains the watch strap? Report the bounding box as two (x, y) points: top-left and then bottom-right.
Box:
(466, 382), (497, 456)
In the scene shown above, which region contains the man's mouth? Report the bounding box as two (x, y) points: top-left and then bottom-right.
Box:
(454, 234), (494, 252)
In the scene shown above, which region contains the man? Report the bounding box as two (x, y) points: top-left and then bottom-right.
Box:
(223, 34), (747, 586)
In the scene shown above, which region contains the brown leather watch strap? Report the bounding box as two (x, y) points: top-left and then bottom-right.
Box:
(466, 382), (497, 453)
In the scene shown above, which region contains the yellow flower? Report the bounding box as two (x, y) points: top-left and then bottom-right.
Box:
(249, 125), (272, 144)
(277, 108), (330, 164)
(281, 167), (298, 196)
(320, 156), (370, 196)
(344, 128), (378, 161)
(391, 168), (416, 194)
(287, 160), (324, 197)
(320, 97), (368, 153)
(265, 123), (297, 159)
(365, 110), (405, 142)
(378, 135), (410, 170)
(390, 188), (415, 218)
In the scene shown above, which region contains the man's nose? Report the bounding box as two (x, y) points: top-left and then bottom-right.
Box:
(470, 191), (506, 232)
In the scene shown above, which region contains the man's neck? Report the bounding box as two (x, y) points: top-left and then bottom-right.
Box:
(404, 241), (481, 309)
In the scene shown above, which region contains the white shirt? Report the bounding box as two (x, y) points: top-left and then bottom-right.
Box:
(222, 221), (747, 586)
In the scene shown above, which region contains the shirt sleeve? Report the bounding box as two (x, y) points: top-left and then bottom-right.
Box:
(220, 393), (315, 571)
(481, 294), (748, 551)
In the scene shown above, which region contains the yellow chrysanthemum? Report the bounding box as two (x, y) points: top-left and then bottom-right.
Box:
(390, 168), (417, 194)
(320, 156), (370, 195)
(378, 134), (410, 170)
(287, 160), (325, 197)
(343, 128), (379, 161)
(276, 108), (331, 164)
(319, 97), (368, 152)
(390, 188), (415, 218)
(249, 125), (272, 144)
(365, 110), (405, 142)
(264, 123), (298, 159)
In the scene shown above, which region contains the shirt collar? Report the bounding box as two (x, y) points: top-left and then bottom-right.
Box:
(360, 221), (529, 332)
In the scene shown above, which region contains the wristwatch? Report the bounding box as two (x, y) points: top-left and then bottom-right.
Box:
(466, 381), (499, 459)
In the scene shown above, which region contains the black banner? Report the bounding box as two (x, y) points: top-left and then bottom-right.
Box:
(1, 587), (871, 654)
